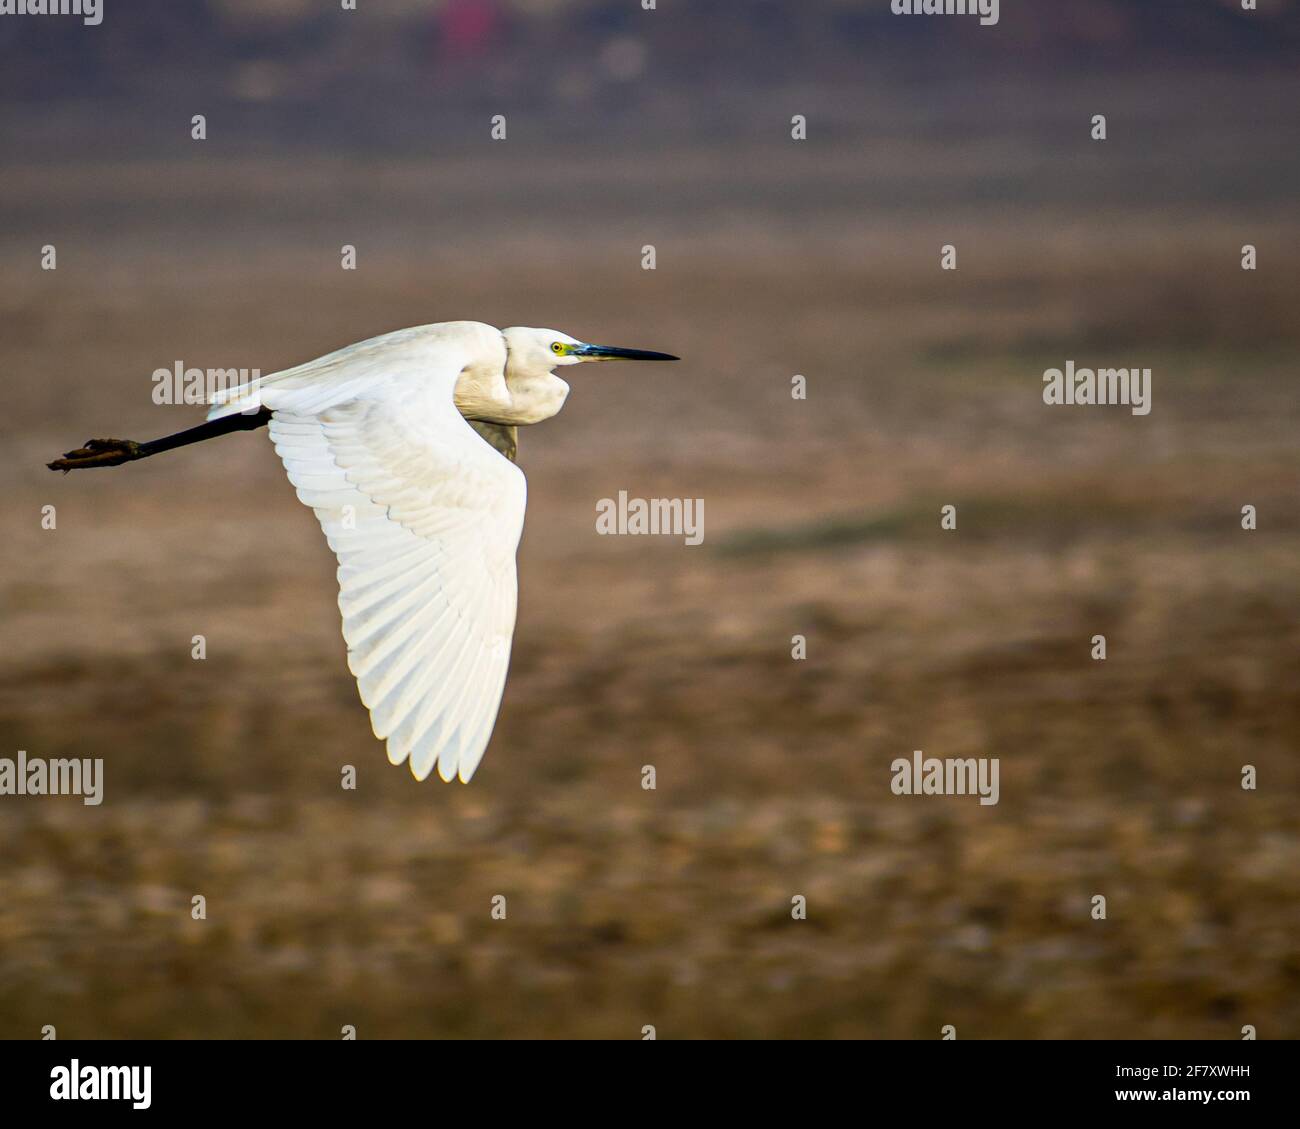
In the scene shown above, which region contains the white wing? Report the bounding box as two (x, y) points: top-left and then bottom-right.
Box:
(209, 326), (524, 782)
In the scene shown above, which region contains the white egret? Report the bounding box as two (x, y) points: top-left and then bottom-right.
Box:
(48, 322), (679, 782)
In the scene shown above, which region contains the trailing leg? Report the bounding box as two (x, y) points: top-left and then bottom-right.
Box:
(48, 408), (272, 472)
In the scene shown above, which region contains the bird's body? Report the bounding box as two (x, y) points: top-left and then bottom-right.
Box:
(49, 320), (677, 783)
(212, 321), (572, 428)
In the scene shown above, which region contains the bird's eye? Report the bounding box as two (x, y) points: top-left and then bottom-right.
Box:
(550, 342), (565, 355)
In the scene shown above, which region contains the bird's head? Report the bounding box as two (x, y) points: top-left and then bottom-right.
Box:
(503, 327), (679, 372)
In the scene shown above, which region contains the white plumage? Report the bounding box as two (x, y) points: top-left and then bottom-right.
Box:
(197, 320), (676, 783)
(49, 321), (675, 783)
(207, 324), (523, 782)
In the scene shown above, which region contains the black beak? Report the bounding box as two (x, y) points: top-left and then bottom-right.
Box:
(572, 343), (680, 362)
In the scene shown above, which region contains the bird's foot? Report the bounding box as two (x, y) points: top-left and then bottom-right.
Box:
(47, 438), (143, 473)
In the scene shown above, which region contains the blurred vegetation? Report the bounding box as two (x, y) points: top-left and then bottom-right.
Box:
(3, 0), (1298, 112)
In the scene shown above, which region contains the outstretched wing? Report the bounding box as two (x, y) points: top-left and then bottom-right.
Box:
(212, 327), (525, 783)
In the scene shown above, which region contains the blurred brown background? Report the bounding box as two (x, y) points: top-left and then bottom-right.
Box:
(1, 1), (1298, 1039)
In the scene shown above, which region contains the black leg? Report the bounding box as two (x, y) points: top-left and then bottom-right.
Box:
(47, 408), (272, 472)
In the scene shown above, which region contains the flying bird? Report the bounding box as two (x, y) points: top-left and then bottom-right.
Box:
(48, 322), (678, 783)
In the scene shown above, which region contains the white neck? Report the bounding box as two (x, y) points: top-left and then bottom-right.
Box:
(454, 368), (570, 426)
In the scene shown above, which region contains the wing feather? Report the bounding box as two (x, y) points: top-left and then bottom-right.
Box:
(247, 329), (523, 782)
